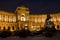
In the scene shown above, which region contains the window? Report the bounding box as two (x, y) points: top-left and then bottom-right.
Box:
(35, 18), (37, 22)
(8, 16), (10, 22)
(1, 15), (4, 22)
(38, 18), (41, 22)
(4, 18), (6, 22)
(12, 16), (16, 22)
(4, 16), (7, 22)
(3, 27), (6, 30)
(21, 17), (26, 21)
(24, 26), (28, 30)
(42, 18), (45, 22)
(12, 26), (14, 30)
(57, 25), (59, 29)
(8, 26), (10, 30)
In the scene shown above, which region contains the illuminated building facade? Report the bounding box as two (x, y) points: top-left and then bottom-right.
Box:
(0, 6), (60, 32)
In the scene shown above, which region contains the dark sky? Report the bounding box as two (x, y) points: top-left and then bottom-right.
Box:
(0, 0), (60, 14)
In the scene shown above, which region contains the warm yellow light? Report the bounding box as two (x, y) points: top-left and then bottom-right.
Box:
(21, 17), (26, 21)
(37, 26), (40, 28)
(0, 17), (1, 21)
(4, 18), (6, 22)
(42, 19), (45, 22)
(13, 20), (15, 22)
(57, 18), (60, 21)
(8, 18), (10, 22)
(31, 26), (34, 28)
(24, 24), (28, 26)
(38, 18), (41, 22)
(35, 18), (37, 22)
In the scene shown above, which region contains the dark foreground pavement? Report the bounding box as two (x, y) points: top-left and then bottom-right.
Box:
(0, 31), (60, 40)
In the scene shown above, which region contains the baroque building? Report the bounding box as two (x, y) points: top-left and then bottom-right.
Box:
(0, 6), (60, 32)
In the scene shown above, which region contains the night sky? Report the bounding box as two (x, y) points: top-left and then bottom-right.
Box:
(0, 0), (60, 14)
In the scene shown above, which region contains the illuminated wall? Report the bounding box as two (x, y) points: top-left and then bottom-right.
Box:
(16, 6), (60, 32)
(0, 6), (60, 32)
(0, 11), (17, 32)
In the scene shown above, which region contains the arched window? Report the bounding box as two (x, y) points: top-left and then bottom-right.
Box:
(3, 27), (6, 30)
(35, 18), (37, 22)
(57, 25), (59, 29)
(21, 17), (26, 21)
(20, 13), (26, 21)
(4, 15), (7, 22)
(12, 16), (16, 22)
(12, 26), (14, 30)
(8, 26), (10, 30)
(8, 16), (9, 22)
